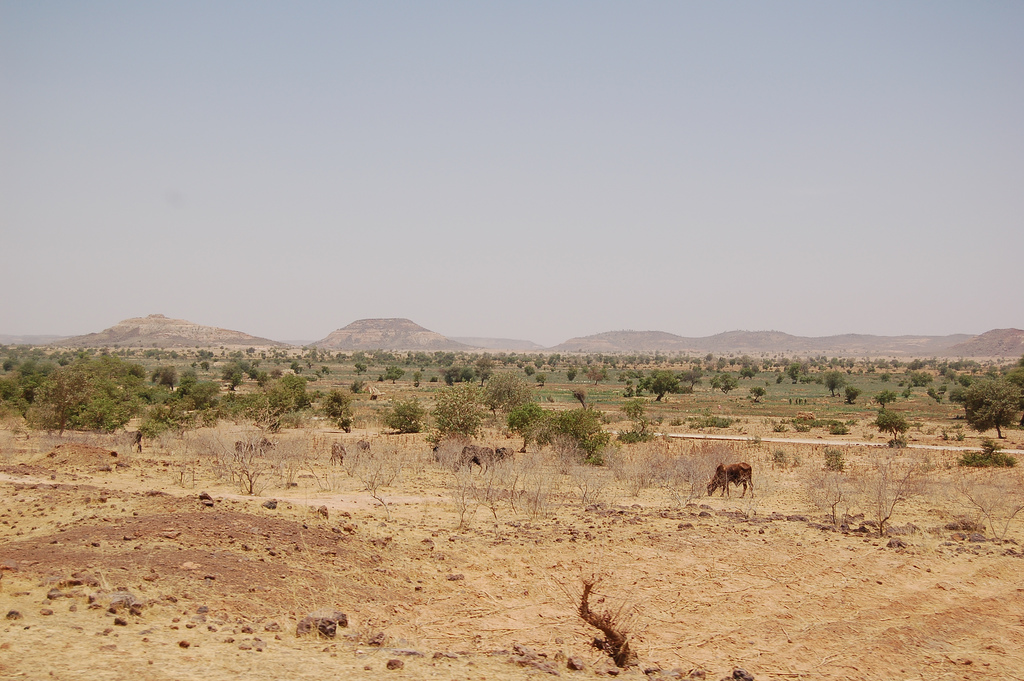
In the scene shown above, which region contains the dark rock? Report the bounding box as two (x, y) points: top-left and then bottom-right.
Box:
(198, 492), (213, 501)
(262, 500), (278, 510)
(386, 659), (404, 670)
(40, 608), (54, 616)
(887, 538), (907, 549)
(296, 611), (348, 638)
(969, 533), (987, 543)
(730, 668), (754, 681)
(567, 656), (586, 670)
(368, 631), (386, 646)
(446, 573), (465, 581)
(178, 640), (190, 648)
(264, 621), (281, 632)
(698, 511), (712, 518)
(785, 515), (808, 522)
(114, 617), (128, 626)
(47, 588), (65, 600)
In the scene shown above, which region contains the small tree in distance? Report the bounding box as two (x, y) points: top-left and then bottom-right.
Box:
(874, 408), (909, 447)
(844, 386), (862, 404)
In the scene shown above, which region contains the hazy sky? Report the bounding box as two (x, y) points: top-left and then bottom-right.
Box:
(2, 2), (1022, 346)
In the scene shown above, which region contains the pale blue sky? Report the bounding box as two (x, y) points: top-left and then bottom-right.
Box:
(2, 2), (1022, 346)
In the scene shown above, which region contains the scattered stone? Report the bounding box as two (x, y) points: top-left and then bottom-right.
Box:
(722, 668), (753, 681)
(114, 617), (128, 626)
(40, 608), (54, 616)
(264, 621), (281, 632)
(178, 640), (191, 649)
(969, 533), (987, 543)
(368, 631), (386, 646)
(198, 492), (213, 501)
(47, 589), (66, 600)
(386, 659), (404, 670)
(446, 573), (465, 581)
(317, 505), (329, 519)
(108, 591), (139, 612)
(296, 611), (348, 638)
(567, 656), (586, 670)
(433, 652), (458, 659)
(262, 500), (278, 510)
(887, 538), (907, 549)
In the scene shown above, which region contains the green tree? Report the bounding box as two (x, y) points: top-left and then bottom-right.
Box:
(711, 373), (739, 394)
(507, 401), (545, 451)
(962, 378), (1022, 439)
(874, 409), (909, 446)
(787, 363), (802, 384)
(474, 354), (495, 385)
(739, 366), (758, 380)
(383, 399), (426, 434)
(586, 366), (608, 385)
(844, 386), (862, 405)
(152, 365), (178, 390)
(566, 367), (578, 382)
(749, 386), (766, 403)
(354, 361), (367, 375)
(539, 408), (610, 462)
(322, 389), (353, 432)
(823, 371), (846, 397)
(430, 383), (485, 442)
(639, 370), (681, 402)
(679, 368), (703, 392)
(383, 365), (405, 384)
(875, 390), (898, 409)
(483, 372), (532, 415)
(619, 398), (652, 442)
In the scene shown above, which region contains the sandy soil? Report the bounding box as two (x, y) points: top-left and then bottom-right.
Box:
(2, 428), (1024, 681)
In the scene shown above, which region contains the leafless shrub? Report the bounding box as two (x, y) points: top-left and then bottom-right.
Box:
(446, 466), (479, 529)
(518, 449), (558, 519)
(805, 468), (853, 526)
(551, 434), (584, 474)
(568, 462), (612, 506)
(952, 467), (1024, 540)
(231, 428), (276, 495)
(344, 440), (406, 519)
(606, 442), (669, 497)
(270, 437), (306, 489)
(854, 451), (928, 537)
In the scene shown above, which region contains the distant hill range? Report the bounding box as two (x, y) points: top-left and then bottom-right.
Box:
(547, 329), (1021, 357)
(0, 334), (68, 345)
(451, 337), (546, 352)
(314, 318), (472, 352)
(56, 314), (287, 348)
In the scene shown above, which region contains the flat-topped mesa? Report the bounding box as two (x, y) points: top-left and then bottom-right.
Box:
(313, 318), (472, 352)
(56, 315), (288, 348)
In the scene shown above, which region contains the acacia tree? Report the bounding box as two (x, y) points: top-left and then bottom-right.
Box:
(639, 370), (681, 402)
(711, 373), (739, 394)
(430, 383), (485, 443)
(823, 371), (846, 397)
(962, 378), (1022, 439)
(874, 408), (909, 446)
(483, 372), (532, 415)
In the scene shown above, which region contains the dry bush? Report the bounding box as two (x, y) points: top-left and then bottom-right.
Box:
(853, 451), (928, 537)
(952, 467), (1024, 540)
(231, 428), (277, 496)
(805, 468), (854, 526)
(606, 442), (671, 497)
(445, 465), (479, 529)
(344, 439), (407, 518)
(517, 449), (559, 519)
(568, 462), (612, 506)
(269, 436), (306, 489)
(551, 434), (584, 474)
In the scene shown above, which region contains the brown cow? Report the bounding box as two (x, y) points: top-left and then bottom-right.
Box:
(125, 430), (143, 453)
(707, 462), (753, 498)
(330, 443), (346, 465)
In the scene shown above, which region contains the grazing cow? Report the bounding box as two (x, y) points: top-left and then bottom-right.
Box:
(330, 443), (346, 465)
(707, 462), (754, 498)
(355, 440), (371, 454)
(493, 447), (515, 462)
(125, 430), (143, 453)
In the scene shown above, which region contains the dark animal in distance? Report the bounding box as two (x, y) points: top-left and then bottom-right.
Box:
(356, 440), (371, 454)
(125, 430), (143, 453)
(330, 443), (346, 465)
(707, 462), (753, 498)
(235, 437), (275, 457)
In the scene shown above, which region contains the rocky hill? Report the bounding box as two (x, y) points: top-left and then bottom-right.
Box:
(547, 329), (975, 356)
(314, 319), (471, 352)
(944, 329), (1024, 358)
(56, 314), (287, 348)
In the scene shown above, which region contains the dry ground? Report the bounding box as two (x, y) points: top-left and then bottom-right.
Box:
(2, 423), (1024, 681)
